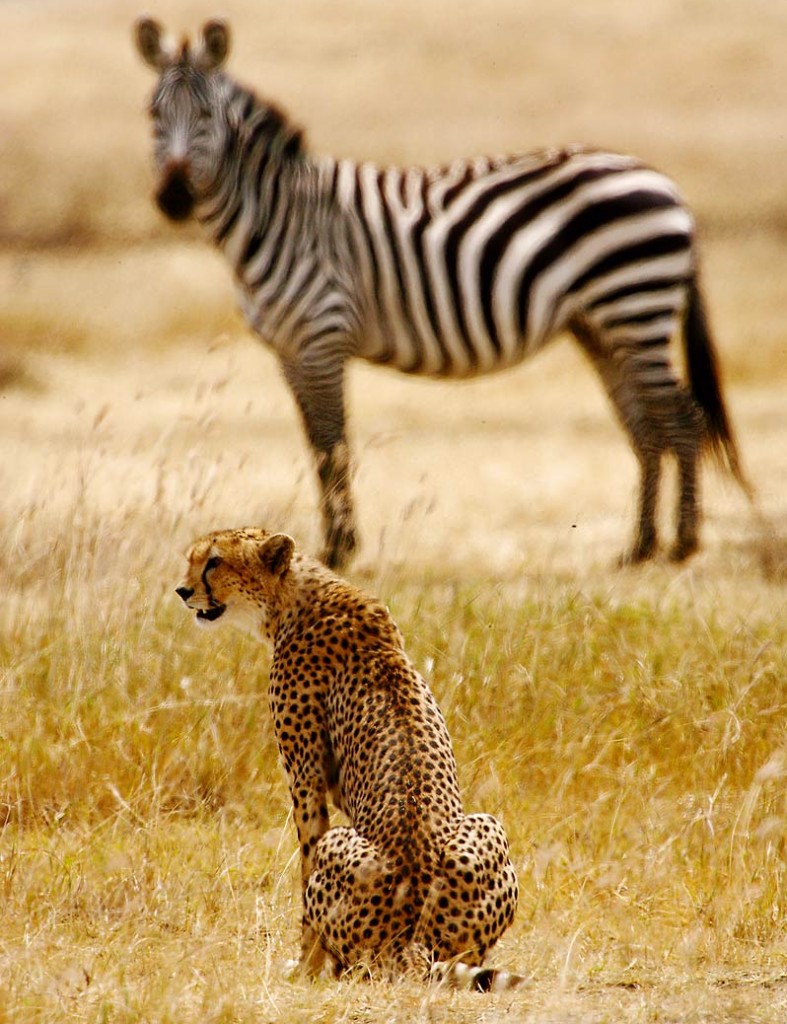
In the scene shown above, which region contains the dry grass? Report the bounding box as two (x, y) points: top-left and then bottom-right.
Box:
(2, 507), (786, 1022)
(2, 0), (786, 1020)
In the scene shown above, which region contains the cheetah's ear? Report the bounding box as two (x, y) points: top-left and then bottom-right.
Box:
(259, 533), (294, 577)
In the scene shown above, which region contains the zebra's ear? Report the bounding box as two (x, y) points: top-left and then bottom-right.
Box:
(196, 19), (230, 71)
(134, 16), (175, 71)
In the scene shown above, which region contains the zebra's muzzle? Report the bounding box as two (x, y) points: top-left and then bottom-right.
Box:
(155, 166), (196, 221)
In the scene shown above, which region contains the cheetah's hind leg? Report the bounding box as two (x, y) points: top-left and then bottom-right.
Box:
(419, 813), (518, 964)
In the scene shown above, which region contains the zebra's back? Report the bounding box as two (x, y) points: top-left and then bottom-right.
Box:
(330, 146), (695, 378)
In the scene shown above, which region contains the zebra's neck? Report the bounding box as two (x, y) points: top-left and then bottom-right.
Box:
(196, 80), (319, 274)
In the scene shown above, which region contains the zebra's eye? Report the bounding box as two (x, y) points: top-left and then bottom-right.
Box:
(205, 555), (221, 572)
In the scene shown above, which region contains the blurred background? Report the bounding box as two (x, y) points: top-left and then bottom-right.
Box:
(1, 0), (785, 580)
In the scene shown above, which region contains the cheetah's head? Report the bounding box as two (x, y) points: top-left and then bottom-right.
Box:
(176, 527), (295, 640)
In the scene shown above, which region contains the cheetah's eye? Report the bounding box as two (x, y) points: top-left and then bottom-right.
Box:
(205, 556), (222, 572)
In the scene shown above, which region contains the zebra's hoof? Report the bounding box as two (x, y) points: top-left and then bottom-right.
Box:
(669, 536), (698, 562)
(618, 537), (657, 566)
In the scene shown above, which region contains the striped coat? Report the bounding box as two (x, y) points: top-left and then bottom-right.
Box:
(136, 17), (750, 569)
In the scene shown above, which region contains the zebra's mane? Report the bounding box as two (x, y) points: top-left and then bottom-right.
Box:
(227, 77), (306, 163)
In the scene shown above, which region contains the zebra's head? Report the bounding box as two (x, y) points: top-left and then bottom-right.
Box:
(134, 17), (232, 222)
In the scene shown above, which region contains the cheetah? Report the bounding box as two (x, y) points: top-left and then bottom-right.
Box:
(176, 526), (522, 989)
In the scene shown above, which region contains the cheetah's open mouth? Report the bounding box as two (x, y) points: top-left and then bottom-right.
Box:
(196, 605), (226, 622)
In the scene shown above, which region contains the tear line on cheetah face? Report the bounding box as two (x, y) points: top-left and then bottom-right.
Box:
(176, 547), (228, 628)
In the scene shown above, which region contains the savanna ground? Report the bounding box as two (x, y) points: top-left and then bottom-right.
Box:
(1, 0), (786, 1020)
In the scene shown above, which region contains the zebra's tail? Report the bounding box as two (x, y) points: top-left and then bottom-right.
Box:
(430, 960), (528, 992)
(684, 277), (754, 501)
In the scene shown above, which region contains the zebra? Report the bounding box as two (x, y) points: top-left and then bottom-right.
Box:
(134, 16), (751, 570)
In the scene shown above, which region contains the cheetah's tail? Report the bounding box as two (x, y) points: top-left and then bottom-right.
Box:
(430, 960), (528, 992)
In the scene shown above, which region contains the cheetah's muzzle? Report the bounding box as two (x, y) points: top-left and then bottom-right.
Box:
(196, 605), (225, 622)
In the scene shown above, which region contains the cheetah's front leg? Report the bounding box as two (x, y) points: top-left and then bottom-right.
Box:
(302, 825), (399, 976)
(289, 777), (332, 976)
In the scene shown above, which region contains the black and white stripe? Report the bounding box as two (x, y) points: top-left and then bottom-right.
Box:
(323, 150), (694, 378)
(136, 18), (750, 569)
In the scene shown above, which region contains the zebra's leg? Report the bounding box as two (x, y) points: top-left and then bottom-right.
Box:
(574, 317), (708, 563)
(314, 440), (356, 570)
(663, 387), (704, 562)
(571, 319), (664, 563)
(281, 353), (357, 570)
(629, 444), (662, 563)
(631, 356), (704, 562)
